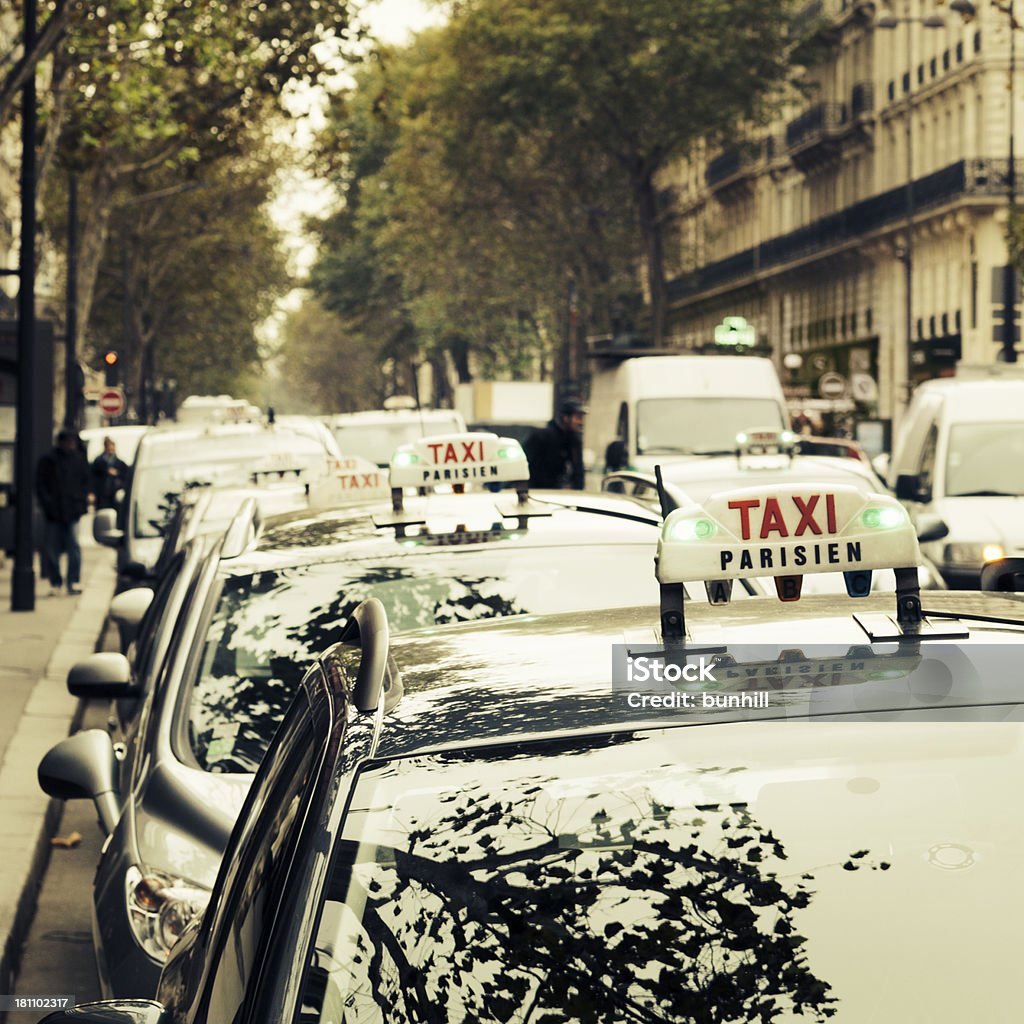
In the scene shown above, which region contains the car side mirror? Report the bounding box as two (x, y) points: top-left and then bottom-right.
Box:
(914, 514), (949, 544)
(39, 1002), (170, 1024)
(109, 587), (154, 651)
(895, 473), (930, 503)
(980, 557), (1024, 592)
(38, 729), (120, 834)
(67, 652), (138, 699)
(93, 507), (124, 547)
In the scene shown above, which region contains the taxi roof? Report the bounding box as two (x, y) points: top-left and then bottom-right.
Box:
(375, 590), (1024, 760)
(221, 488), (660, 577)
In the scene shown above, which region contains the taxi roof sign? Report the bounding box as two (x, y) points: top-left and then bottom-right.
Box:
(658, 483), (919, 584)
(388, 432), (529, 490)
(736, 427), (796, 463)
(713, 315), (756, 347)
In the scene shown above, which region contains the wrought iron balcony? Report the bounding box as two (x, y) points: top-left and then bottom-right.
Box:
(786, 102), (848, 170)
(667, 158), (1021, 305)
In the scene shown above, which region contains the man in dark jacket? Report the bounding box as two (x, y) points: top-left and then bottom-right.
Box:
(90, 436), (130, 510)
(524, 398), (586, 489)
(35, 428), (90, 595)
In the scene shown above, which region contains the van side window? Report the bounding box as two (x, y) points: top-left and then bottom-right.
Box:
(918, 423), (938, 499)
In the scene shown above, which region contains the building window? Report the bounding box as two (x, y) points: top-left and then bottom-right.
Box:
(866, 308), (872, 330)
(974, 31), (982, 53)
(903, 71), (910, 93)
(918, 64), (925, 84)
(943, 49), (950, 70)
(956, 41), (963, 62)
(888, 80), (895, 101)
(852, 311), (858, 334)
(916, 317), (925, 339)
(955, 310), (962, 331)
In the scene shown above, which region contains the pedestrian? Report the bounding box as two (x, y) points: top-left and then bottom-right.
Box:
(35, 427), (90, 596)
(90, 435), (129, 510)
(524, 398), (586, 489)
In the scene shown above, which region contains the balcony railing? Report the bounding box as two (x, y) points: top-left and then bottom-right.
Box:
(785, 102), (847, 149)
(705, 149), (744, 187)
(667, 158), (1019, 305)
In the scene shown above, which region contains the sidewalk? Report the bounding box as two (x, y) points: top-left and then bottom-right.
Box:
(0, 532), (116, 998)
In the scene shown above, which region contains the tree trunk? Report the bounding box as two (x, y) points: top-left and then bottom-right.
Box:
(74, 163), (121, 351)
(633, 169), (667, 346)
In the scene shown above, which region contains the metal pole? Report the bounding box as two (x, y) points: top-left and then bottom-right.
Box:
(12, 0), (37, 612)
(904, 20), (916, 403)
(64, 170), (79, 427)
(1004, 2), (1019, 361)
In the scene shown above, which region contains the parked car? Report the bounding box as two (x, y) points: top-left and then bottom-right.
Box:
(40, 481), (1024, 1024)
(890, 378), (1024, 587)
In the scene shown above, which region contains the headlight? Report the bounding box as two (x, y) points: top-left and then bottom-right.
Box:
(125, 865), (210, 962)
(943, 542), (1005, 567)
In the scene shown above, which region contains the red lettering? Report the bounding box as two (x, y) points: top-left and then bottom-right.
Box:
(362, 473), (377, 487)
(444, 443), (458, 463)
(427, 443), (443, 462)
(792, 495), (822, 536)
(826, 493), (836, 533)
(728, 498), (761, 540)
(759, 497), (789, 538)
(461, 441), (479, 461)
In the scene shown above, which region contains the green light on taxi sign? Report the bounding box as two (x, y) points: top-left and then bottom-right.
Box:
(393, 451), (419, 467)
(860, 506), (905, 530)
(714, 315), (756, 347)
(669, 518), (717, 541)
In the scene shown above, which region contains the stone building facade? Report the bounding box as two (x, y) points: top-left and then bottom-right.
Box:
(663, 0), (1022, 429)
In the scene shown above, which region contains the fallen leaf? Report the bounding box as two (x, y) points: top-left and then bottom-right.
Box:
(50, 832), (83, 849)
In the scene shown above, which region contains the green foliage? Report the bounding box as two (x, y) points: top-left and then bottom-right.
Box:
(308, 0), (797, 392)
(84, 125), (290, 400)
(271, 296), (389, 413)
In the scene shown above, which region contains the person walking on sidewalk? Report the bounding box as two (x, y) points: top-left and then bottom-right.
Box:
(90, 435), (129, 510)
(35, 428), (90, 596)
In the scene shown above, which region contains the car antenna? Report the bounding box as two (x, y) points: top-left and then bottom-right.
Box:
(654, 464), (676, 518)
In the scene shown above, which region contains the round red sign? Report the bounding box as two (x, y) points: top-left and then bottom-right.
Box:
(98, 387), (126, 416)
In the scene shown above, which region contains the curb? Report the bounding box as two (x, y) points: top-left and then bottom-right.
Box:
(0, 553), (116, 1004)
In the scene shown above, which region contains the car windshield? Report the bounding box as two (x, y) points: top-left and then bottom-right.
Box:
(636, 398), (785, 455)
(300, 722), (1005, 1023)
(185, 544), (658, 772)
(944, 421), (1024, 497)
(133, 435), (324, 538)
(332, 416), (465, 465)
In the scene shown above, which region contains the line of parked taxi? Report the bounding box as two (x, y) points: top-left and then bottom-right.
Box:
(34, 400), (1024, 1023)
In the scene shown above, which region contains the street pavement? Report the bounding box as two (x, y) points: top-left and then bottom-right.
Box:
(0, 524), (116, 1009)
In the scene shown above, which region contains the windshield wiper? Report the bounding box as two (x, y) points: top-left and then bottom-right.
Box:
(948, 489), (1022, 497)
(922, 608), (1024, 628)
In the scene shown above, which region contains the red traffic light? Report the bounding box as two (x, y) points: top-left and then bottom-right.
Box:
(103, 350), (118, 365)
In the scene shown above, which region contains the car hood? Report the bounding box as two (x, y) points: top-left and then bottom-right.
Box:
(136, 759), (252, 888)
(934, 496), (1024, 548)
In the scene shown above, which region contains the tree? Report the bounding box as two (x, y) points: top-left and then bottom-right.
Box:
(311, 32), (638, 394)
(432, 0), (798, 343)
(80, 126), (290, 406)
(40, 0), (357, 359)
(271, 296), (390, 413)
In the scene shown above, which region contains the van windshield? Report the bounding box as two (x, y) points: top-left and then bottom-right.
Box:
(945, 421), (1024, 497)
(636, 397), (785, 455)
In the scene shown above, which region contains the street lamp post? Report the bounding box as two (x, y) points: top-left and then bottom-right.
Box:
(951, 0), (1019, 361)
(876, 10), (947, 414)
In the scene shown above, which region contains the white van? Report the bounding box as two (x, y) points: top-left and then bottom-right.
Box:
(585, 353), (789, 485)
(890, 378), (1024, 587)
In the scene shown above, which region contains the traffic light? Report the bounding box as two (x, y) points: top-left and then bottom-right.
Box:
(103, 350), (119, 386)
